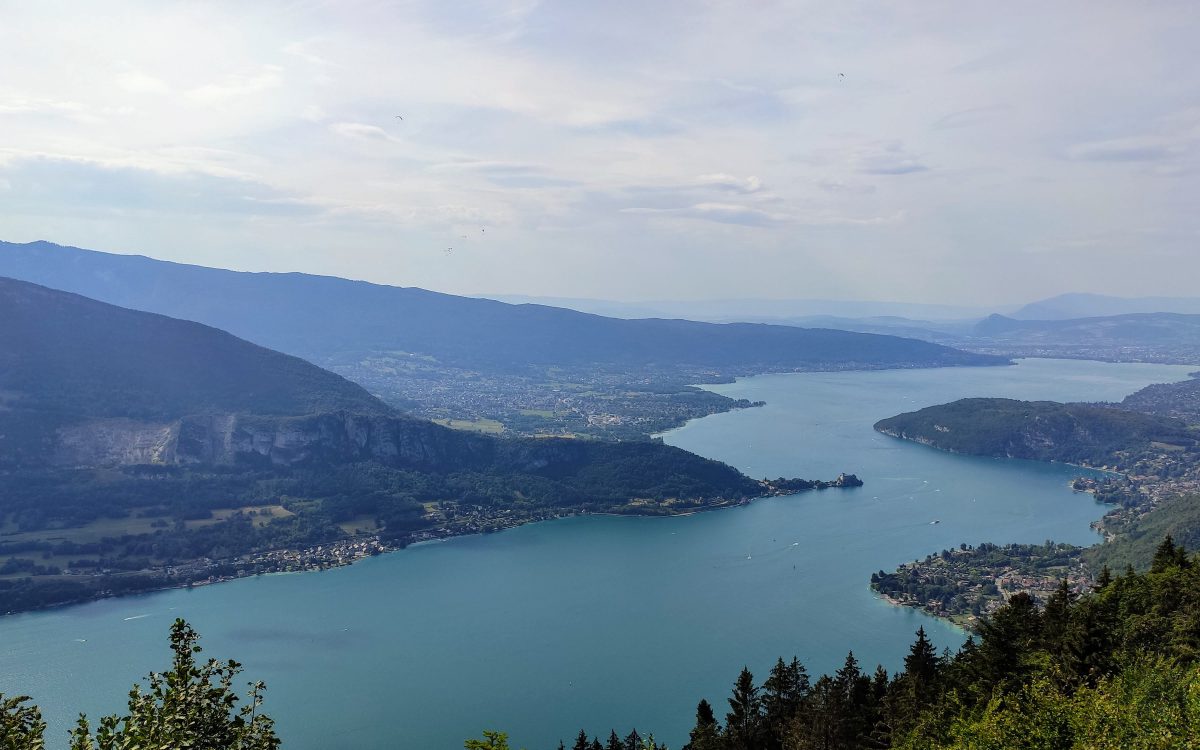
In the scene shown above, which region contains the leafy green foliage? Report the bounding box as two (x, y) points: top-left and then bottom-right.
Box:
(0, 621), (274, 750)
(1086, 494), (1200, 571)
(466, 730), (517, 750)
(0, 695), (45, 750)
(67, 619), (278, 750)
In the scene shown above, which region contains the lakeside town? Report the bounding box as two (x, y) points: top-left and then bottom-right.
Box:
(873, 440), (1200, 627)
(1, 474), (863, 615)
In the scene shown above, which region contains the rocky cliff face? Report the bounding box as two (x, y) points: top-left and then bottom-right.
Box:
(55, 418), (178, 466)
(53, 412), (494, 470)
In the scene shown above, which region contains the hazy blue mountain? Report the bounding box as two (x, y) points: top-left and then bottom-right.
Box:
(0, 276), (390, 423)
(0, 241), (1003, 373)
(486, 293), (1004, 322)
(766, 314), (975, 342)
(973, 312), (1200, 346)
(1013, 293), (1200, 320)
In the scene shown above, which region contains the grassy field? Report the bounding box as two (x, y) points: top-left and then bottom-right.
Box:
(337, 515), (380, 535)
(432, 417), (505, 434)
(519, 408), (562, 418)
(185, 505), (295, 529)
(0, 504), (303, 579)
(1, 515), (168, 545)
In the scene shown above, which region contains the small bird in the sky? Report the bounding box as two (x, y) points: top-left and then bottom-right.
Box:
(838, 73), (845, 78)
(395, 115), (403, 120)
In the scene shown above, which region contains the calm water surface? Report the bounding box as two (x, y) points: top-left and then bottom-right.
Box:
(1, 359), (1195, 749)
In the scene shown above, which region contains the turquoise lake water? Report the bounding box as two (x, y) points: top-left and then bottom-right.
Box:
(0, 359), (1195, 749)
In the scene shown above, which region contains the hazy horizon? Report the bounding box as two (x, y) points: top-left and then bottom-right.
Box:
(2, 2), (1198, 305)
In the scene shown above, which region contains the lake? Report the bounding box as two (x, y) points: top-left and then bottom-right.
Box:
(0, 359), (1194, 749)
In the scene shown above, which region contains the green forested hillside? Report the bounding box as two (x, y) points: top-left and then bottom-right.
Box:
(1120, 374), (1200, 424)
(873, 397), (1197, 467)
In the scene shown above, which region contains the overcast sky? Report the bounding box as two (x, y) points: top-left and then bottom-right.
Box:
(1, 1), (1197, 305)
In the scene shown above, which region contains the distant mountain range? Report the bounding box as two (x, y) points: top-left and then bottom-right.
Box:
(1011, 293), (1200, 321)
(490, 292), (1200, 327)
(972, 312), (1200, 347)
(483, 294), (1004, 322)
(0, 241), (1003, 375)
(487, 289), (1200, 367)
(744, 311), (1200, 366)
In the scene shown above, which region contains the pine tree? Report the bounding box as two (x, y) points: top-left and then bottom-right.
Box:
(1093, 564), (1113, 591)
(682, 700), (720, 750)
(762, 657), (808, 750)
(590, 739), (603, 750)
(792, 675), (838, 750)
(864, 667), (893, 749)
(607, 729), (623, 750)
(1152, 534), (1179, 572)
(623, 729), (643, 750)
(724, 667), (764, 750)
(574, 729), (591, 750)
(834, 651), (875, 749)
(890, 626), (943, 737)
(903, 627), (939, 690)
(1042, 579), (1076, 647)
(975, 592), (1041, 694)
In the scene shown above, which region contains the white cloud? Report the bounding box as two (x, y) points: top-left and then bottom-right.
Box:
(330, 122), (395, 141)
(1066, 136), (1178, 162)
(693, 173), (763, 194)
(116, 70), (169, 95)
(187, 65), (284, 104)
(0, 0), (1197, 303)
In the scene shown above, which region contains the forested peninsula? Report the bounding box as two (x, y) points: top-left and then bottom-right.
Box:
(870, 383), (1200, 622)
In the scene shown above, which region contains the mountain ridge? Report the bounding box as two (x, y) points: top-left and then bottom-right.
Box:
(0, 240), (1004, 373)
(1012, 292), (1200, 320)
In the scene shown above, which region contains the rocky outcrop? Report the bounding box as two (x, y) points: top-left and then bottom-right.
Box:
(51, 412), (495, 470)
(56, 418), (178, 466)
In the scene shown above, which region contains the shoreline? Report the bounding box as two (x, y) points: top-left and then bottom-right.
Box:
(0, 481), (860, 618)
(872, 588), (975, 632)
